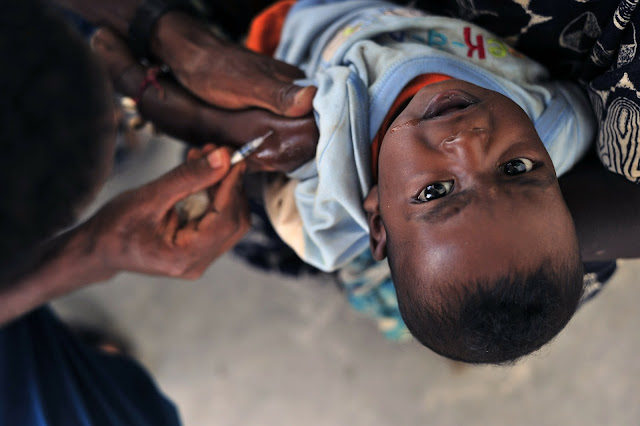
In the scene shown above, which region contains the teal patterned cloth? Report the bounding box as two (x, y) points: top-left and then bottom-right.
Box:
(337, 250), (410, 341)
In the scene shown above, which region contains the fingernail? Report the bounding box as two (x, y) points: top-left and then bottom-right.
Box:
(293, 86), (309, 105)
(287, 86), (316, 116)
(207, 149), (224, 168)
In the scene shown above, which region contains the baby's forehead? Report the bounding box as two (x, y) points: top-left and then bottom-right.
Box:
(398, 204), (572, 272)
(401, 251), (546, 300)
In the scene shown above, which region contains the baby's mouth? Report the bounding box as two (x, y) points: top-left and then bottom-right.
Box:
(424, 90), (478, 119)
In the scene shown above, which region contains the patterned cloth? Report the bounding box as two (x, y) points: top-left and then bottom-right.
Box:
(337, 251), (409, 341)
(416, 0), (640, 181)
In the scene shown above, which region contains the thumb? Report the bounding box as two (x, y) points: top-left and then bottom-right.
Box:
(267, 84), (317, 118)
(149, 148), (233, 209)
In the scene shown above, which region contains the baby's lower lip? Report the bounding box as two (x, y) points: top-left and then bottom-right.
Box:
(424, 90), (479, 119)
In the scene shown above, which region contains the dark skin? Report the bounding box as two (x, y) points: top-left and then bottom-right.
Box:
(55, 0), (320, 172)
(87, 144), (249, 279)
(91, 27), (318, 173)
(53, 1), (317, 117)
(148, 12), (317, 116)
(364, 80), (579, 299)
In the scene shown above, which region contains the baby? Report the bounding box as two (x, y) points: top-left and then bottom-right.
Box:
(368, 79), (585, 362)
(250, 0), (595, 363)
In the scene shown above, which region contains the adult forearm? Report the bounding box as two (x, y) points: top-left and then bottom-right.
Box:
(56, 0), (316, 116)
(0, 224), (115, 326)
(560, 153), (640, 261)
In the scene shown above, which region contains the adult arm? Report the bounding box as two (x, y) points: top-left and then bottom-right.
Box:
(91, 27), (318, 173)
(53, 0), (316, 116)
(0, 147), (249, 326)
(559, 152), (640, 261)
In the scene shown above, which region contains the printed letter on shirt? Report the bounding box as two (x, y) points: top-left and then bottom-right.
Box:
(464, 26), (485, 59)
(487, 39), (507, 58)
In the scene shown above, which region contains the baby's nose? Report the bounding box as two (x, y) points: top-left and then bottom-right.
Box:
(441, 127), (490, 158)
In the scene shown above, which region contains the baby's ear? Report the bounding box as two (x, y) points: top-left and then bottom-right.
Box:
(363, 185), (387, 261)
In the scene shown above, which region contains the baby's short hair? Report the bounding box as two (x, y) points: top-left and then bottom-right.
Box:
(390, 254), (584, 364)
(0, 0), (112, 280)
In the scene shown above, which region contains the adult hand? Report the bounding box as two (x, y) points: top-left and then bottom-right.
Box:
(55, 0), (316, 116)
(92, 27), (318, 173)
(86, 146), (249, 279)
(150, 12), (316, 117)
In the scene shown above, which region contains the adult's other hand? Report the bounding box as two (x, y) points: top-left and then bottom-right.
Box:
(150, 12), (316, 117)
(92, 27), (318, 173)
(55, 1), (316, 117)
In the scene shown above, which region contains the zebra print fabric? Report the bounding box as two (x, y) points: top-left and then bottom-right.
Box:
(586, 0), (640, 182)
(416, 0), (640, 182)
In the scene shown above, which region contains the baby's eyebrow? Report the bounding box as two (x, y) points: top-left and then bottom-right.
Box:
(407, 190), (474, 223)
(507, 172), (556, 189)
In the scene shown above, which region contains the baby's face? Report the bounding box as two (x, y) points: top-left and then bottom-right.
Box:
(376, 79), (578, 291)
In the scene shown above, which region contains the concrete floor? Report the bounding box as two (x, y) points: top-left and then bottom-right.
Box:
(52, 137), (640, 426)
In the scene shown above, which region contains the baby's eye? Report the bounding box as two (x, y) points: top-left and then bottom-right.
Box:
(501, 158), (534, 175)
(417, 181), (454, 202)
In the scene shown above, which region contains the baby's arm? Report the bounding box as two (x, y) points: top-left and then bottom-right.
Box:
(560, 152), (640, 261)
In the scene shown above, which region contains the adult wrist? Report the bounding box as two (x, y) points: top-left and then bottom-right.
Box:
(150, 11), (227, 71)
(68, 222), (119, 287)
(73, 218), (120, 284)
(128, 0), (198, 63)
